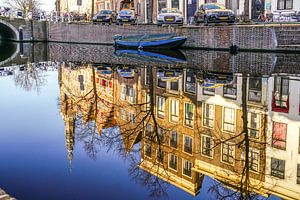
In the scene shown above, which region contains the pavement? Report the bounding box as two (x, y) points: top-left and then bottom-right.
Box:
(0, 189), (16, 200)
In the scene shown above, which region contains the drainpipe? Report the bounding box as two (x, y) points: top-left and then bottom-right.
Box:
(18, 26), (23, 42)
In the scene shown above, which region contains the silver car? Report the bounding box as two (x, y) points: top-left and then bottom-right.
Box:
(157, 8), (184, 26)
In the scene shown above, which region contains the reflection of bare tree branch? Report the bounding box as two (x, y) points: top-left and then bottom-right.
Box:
(13, 63), (47, 93)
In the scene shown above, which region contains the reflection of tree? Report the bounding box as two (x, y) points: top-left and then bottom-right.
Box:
(13, 63), (48, 93)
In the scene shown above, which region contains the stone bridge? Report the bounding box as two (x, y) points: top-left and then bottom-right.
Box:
(0, 17), (47, 42)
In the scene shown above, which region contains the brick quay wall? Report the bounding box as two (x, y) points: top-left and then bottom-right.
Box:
(47, 22), (300, 51)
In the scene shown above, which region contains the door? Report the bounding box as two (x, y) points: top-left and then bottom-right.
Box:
(187, 0), (197, 23)
(252, 0), (265, 20)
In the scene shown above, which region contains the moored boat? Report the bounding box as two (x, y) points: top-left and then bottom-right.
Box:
(114, 33), (187, 50)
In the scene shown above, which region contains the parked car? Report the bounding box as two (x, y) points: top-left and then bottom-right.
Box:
(157, 8), (184, 26)
(272, 10), (300, 22)
(116, 9), (136, 25)
(92, 10), (116, 24)
(194, 3), (235, 25)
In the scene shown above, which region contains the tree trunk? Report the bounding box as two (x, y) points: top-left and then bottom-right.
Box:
(243, 0), (250, 22)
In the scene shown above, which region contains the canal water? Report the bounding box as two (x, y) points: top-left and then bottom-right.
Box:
(0, 42), (298, 200)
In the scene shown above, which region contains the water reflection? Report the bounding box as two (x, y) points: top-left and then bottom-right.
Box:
(58, 60), (300, 200)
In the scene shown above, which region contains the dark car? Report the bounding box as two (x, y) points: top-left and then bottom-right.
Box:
(92, 10), (116, 24)
(194, 3), (235, 25)
(116, 9), (136, 25)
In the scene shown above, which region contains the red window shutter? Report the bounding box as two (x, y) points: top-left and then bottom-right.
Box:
(272, 122), (287, 149)
(110, 81), (113, 88)
(96, 78), (99, 83)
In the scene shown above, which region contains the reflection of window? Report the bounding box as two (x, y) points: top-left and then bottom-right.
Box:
(128, 87), (135, 104)
(145, 67), (150, 85)
(169, 154), (178, 171)
(120, 108), (127, 120)
(157, 149), (164, 163)
(170, 131), (178, 148)
(203, 103), (214, 128)
(170, 99), (179, 122)
(185, 69), (196, 94)
(272, 122), (287, 150)
(158, 78), (166, 88)
(222, 142), (234, 164)
(158, 127), (165, 143)
(297, 164), (300, 184)
(121, 85), (126, 100)
(223, 77), (237, 99)
(78, 75), (84, 91)
(248, 78), (262, 102)
(184, 103), (194, 127)
(170, 80), (179, 91)
(248, 112), (260, 139)
(271, 158), (285, 179)
(183, 159), (192, 177)
(201, 135), (213, 157)
(157, 96), (165, 118)
(223, 107), (236, 132)
(184, 135), (193, 154)
(273, 77), (289, 109)
(145, 93), (150, 110)
(249, 148), (259, 172)
(145, 123), (152, 137)
(277, 0), (293, 10)
(203, 87), (215, 96)
(145, 144), (151, 158)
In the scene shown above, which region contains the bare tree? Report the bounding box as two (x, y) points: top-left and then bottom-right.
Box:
(4, 0), (41, 13)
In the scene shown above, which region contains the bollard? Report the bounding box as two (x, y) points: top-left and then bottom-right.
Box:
(19, 26), (23, 42)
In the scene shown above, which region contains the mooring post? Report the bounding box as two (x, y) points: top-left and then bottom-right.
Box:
(19, 26), (23, 42)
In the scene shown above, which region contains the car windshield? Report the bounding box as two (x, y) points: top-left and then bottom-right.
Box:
(161, 9), (178, 13)
(120, 10), (133, 15)
(203, 4), (223, 10)
(99, 10), (112, 14)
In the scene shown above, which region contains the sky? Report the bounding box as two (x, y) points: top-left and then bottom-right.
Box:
(0, 0), (55, 12)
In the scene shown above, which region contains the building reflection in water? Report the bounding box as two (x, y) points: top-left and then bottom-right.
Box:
(59, 58), (300, 200)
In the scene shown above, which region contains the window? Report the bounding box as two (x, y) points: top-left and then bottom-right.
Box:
(121, 85), (126, 100)
(203, 87), (215, 96)
(184, 135), (193, 154)
(169, 154), (178, 171)
(170, 99), (179, 122)
(157, 78), (166, 88)
(78, 75), (84, 91)
(201, 135), (213, 157)
(157, 127), (165, 144)
(248, 78), (262, 102)
(248, 112), (260, 139)
(183, 159), (192, 177)
(249, 148), (259, 172)
(157, 149), (164, 163)
(158, 0), (167, 12)
(203, 103), (214, 128)
(222, 142), (234, 164)
(170, 131), (178, 148)
(273, 76), (289, 111)
(271, 158), (285, 179)
(184, 103), (194, 127)
(223, 77), (237, 99)
(185, 69), (196, 94)
(223, 107), (236, 132)
(145, 144), (152, 158)
(157, 96), (165, 118)
(170, 80), (179, 91)
(145, 123), (152, 137)
(297, 164), (300, 184)
(171, 0), (179, 9)
(277, 0), (293, 10)
(128, 112), (136, 123)
(272, 122), (287, 150)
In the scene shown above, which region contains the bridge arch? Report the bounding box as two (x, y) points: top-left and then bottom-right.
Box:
(0, 19), (19, 41)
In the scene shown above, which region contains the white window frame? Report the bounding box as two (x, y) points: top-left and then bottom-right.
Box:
(157, 96), (165, 118)
(247, 112), (261, 140)
(169, 98), (179, 123)
(183, 135), (193, 155)
(168, 153), (178, 172)
(221, 142), (235, 165)
(202, 103), (215, 128)
(184, 102), (194, 128)
(182, 158), (192, 178)
(223, 107), (236, 133)
(201, 135), (213, 158)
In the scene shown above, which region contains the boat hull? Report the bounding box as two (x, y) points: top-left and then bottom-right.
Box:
(115, 37), (187, 50)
